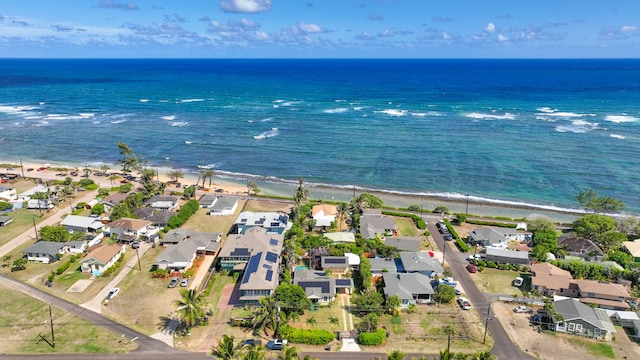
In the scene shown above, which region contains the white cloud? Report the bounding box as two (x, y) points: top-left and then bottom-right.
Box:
(485, 22), (496, 32)
(219, 0), (271, 13)
(621, 25), (639, 33)
(498, 34), (508, 42)
(298, 22), (325, 33)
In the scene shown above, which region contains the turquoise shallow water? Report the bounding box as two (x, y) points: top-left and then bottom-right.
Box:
(1, 59), (640, 213)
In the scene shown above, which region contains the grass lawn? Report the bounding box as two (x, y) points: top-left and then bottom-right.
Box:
(393, 216), (419, 237)
(470, 268), (524, 295)
(0, 284), (137, 354)
(0, 209), (49, 247)
(182, 204), (242, 235)
(567, 338), (616, 359)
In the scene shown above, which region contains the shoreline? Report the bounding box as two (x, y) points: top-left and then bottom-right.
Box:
(1, 157), (594, 223)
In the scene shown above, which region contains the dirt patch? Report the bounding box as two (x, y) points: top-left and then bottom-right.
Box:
(243, 199), (292, 213)
(67, 279), (94, 292)
(492, 301), (639, 359)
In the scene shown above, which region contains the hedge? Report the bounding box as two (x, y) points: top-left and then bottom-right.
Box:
(55, 260), (71, 275)
(382, 211), (426, 230)
(443, 219), (459, 239)
(281, 327), (335, 345)
(357, 328), (386, 346)
(167, 199), (199, 229)
(466, 219), (517, 228)
(455, 238), (469, 252)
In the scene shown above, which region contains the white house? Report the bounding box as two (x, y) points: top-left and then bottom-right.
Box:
(18, 184), (49, 201)
(144, 195), (179, 211)
(106, 218), (157, 242)
(27, 199), (54, 210)
(311, 204), (337, 230)
(80, 244), (125, 276)
(23, 242), (69, 263)
(60, 215), (104, 233)
(0, 186), (17, 201)
(208, 196), (239, 216)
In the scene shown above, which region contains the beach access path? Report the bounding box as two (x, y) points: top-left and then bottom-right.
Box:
(0, 189), (99, 258)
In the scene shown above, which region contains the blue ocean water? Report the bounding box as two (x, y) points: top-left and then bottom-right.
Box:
(1, 59), (640, 213)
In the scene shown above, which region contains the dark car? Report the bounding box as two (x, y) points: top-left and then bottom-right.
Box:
(266, 339), (287, 350)
(131, 240), (140, 249)
(241, 339), (262, 347)
(466, 264), (478, 273)
(168, 277), (180, 288)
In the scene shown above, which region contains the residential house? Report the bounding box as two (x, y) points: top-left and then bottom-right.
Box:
(344, 252), (361, 270)
(23, 241), (68, 263)
(232, 211), (290, 234)
(311, 204), (337, 231)
(573, 280), (630, 310)
(218, 226), (284, 272)
(484, 247), (530, 265)
(106, 218), (156, 243)
(324, 232), (356, 244)
(149, 211), (177, 228)
(309, 247), (329, 270)
(0, 186), (16, 201)
(208, 196), (239, 216)
(198, 194), (218, 208)
(384, 236), (422, 252)
(530, 262), (576, 297)
(369, 257), (400, 275)
(27, 199), (53, 210)
(469, 227), (532, 248)
(622, 240), (640, 262)
(557, 233), (604, 261)
(144, 195), (179, 212)
(320, 256), (349, 274)
(552, 298), (616, 340)
(398, 251), (444, 278)
(359, 209), (397, 239)
(60, 215), (104, 233)
(18, 184), (49, 201)
(153, 230), (221, 273)
(606, 309), (640, 341)
(67, 240), (88, 254)
(382, 272), (435, 307)
(239, 245), (283, 305)
(100, 193), (128, 211)
(0, 215), (13, 227)
(80, 244), (125, 275)
(293, 269), (353, 305)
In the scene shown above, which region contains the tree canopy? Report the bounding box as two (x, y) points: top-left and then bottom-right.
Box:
(572, 214), (617, 241)
(576, 188), (625, 214)
(273, 284), (311, 317)
(433, 284), (456, 304)
(39, 225), (70, 242)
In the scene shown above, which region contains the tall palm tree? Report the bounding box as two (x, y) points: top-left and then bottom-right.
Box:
(100, 164), (110, 175)
(293, 178), (309, 226)
(328, 316), (339, 329)
(167, 169), (184, 184)
(203, 169), (215, 188)
(242, 345), (267, 360)
(336, 203), (349, 231)
(174, 289), (207, 327)
(213, 334), (243, 360)
(251, 295), (282, 337)
(277, 346), (299, 360)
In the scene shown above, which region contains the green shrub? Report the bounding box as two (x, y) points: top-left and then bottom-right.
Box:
(423, 230), (430, 236)
(69, 254), (78, 263)
(466, 219), (517, 228)
(86, 183), (99, 190)
(71, 209), (83, 215)
(498, 263), (510, 270)
(455, 238), (469, 252)
(282, 327), (335, 345)
(486, 261), (497, 268)
(357, 328), (386, 346)
(56, 261), (71, 275)
(443, 219), (460, 239)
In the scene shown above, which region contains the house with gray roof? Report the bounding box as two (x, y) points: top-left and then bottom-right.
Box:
(398, 251), (443, 277)
(149, 211), (177, 228)
(60, 215), (104, 233)
(359, 211), (396, 239)
(557, 233), (604, 261)
(384, 236), (422, 252)
(232, 211), (290, 234)
(208, 196), (238, 216)
(153, 230), (221, 272)
(485, 247), (530, 265)
(218, 227), (285, 272)
(23, 241), (69, 263)
(144, 195), (179, 211)
(0, 215), (13, 227)
(100, 192), (128, 211)
(294, 269), (353, 305)
(320, 256), (349, 274)
(470, 227), (532, 248)
(553, 298), (617, 340)
(382, 272), (435, 307)
(369, 257), (400, 275)
(238, 247), (281, 305)
(198, 194), (218, 208)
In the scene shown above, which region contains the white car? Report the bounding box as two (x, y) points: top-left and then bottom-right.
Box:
(467, 254), (482, 261)
(106, 287), (120, 300)
(513, 306), (533, 313)
(457, 297), (471, 310)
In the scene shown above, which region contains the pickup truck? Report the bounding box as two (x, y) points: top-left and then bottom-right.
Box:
(266, 339), (288, 350)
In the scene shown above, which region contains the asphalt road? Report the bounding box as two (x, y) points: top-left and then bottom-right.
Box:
(427, 221), (536, 360)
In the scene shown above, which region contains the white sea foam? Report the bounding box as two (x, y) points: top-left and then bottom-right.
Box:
(324, 108), (349, 114)
(605, 115), (638, 123)
(185, 141), (193, 144)
(536, 107), (557, 113)
(610, 134), (626, 139)
(197, 163), (219, 169)
(537, 109), (596, 118)
(159, 99), (169, 103)
(353, 107), (364, 111)
(411, 112), (427, 117)
(254, 128), (279, 140)
(555, 119), (600, 133)
(32, 121), (50, 127)
(180, 98), (204, 103)
(79, 113), (95, 118)
(92, 121), (101, 124)
(161, 115), (176, 121)
(466, 112), (516, 120)
(377, 109), (409, 117)
(273, 100), (285, 103)
(170, 122), (188, 127)
(110, 120), (127, 124)
(139, 99), (149, 103)
(0, 105), (37, 115)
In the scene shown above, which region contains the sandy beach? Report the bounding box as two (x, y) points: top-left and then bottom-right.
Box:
(1, 158), (583, 223)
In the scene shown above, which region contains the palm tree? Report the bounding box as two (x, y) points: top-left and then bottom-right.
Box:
(387, 350), (407, 360)
(242, 345), (267, 360)
(100, 164), (110, 175)
(247, 179), (260, 195)
(328, 316), (339, 329)
(306, 316), (317, 327)
(277, 346), (299, 360)
(293, 178), (309, 226)
(174, 289), (207, 327)
(336, 203), (349, 231)
(203, 169), (215, 188)
(251, 295), (282, 337)
(168, 169), (184, 184)
(213, 334), (243, 360)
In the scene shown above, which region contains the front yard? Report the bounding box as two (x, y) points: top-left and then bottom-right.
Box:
(469, 268), (526, 295)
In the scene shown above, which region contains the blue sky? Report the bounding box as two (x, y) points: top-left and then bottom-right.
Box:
(1, 0), (639, 58)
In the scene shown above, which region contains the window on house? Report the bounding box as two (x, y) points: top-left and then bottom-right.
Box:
(594, 328), (601, 335)
(575, 324), (583, 332)
(567, 323), (575, 332)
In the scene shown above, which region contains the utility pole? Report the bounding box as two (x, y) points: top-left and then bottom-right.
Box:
(19, 158), (25, 178)
(465, 194), (469, 216)
(32, 217), (38, 240)
(135, 247), (141, 271)
(483, 303), (491, 344)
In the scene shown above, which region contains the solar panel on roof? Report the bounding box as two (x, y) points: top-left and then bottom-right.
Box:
(265, 251), (278, 263)
(265, 270), (274, 281)
(270, 222), (280, 227)
(230, 248), (251, 257)
(242, 252), (262, 284)
(269, 238), (278, 246)
(263, 264), (272, 270)
(324, 257), (346, 264)
(240, 218), (247, 223)
(335, 279), (352, 286)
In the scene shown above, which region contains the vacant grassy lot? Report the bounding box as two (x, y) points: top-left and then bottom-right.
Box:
(0, 285), (137, 354)
(393, 216), (419, 237)
(182, 202), (244, 235)
(470, 268), (524, 295)
(0, 209), (50, 247)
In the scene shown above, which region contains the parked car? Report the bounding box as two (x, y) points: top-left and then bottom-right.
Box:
(513, 306), (533, 313)
(106, 287), (120, 299)
(180, 278), (190, 287)
(131, 240), (140, 249)
(26, 168), (34, 172)
(241, 339), (262, 347)
(37, 167), (47, 171)
(513, 277), (524, 287)
(457, 297), (471, 310)
(467, 254), (482, 261)
(168, 277), (180, 288)
(266, 339), (288, 350)
(466, 264), (477, 273)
